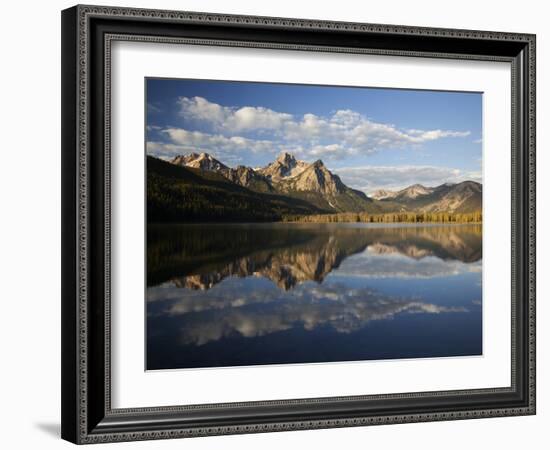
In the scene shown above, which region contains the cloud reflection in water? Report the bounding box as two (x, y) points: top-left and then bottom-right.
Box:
(149, 280), (468, 346)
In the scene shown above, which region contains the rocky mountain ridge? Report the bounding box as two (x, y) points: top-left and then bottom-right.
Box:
(373, 181), (482, 214)
(256, 151), (310, 181)
(170, 151), (377, 212)
(167, 151), (482, 215)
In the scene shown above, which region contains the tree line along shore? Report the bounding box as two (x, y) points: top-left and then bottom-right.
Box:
(281, 211), (482, 224)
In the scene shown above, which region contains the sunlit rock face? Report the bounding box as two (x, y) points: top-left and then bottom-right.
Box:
(256, 152), (310, 181)
(371, 189), (397, 200)
(167, 151), (378, 213)
(171, 152), (274, 191)
(275, 159), (346, 195)
(395, 184), (435, 200)
(373, 181), (482, 214)
(171, 152), (228, 172)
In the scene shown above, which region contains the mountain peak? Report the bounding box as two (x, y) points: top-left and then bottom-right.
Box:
(259, 152), (308, 181)
(452, 180), (482, 193)
(397, 184), (433, 199)
(276, 151), (296, 164)
(371, 189), (397, 200)
(312, 159), (325, 168)
(282, 158), (346, 196)
(171, 152), (228, 172)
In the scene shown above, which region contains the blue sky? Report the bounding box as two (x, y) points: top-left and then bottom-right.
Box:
(146, 78), (482, 193)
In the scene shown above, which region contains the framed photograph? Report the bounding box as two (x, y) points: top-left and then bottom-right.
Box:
(61, 5), (536, 444)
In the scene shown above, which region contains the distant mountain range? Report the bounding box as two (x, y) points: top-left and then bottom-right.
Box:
(371, 181), (482, 213)
(147, 151), (481, 222)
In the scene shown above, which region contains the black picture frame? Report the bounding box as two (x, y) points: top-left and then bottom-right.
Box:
(61, 4), (536, 444)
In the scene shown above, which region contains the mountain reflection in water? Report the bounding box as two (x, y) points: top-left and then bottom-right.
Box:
(147, 223), (482, 370)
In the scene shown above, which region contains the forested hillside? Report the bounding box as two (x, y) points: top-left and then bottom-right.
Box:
(147, 156), (328, 222)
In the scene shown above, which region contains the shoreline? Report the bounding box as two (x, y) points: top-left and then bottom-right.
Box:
(280, 213), (481, 224)
(148, 221), (482, 227)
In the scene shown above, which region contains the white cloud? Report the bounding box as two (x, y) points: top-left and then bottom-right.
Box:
(230, 106), (293, 131)
(178, 96), (293, 132)
(146, 124), (162, 132)
(178, 96), (228, 123)
(147, 128), (279, 164)
(173, 96), (471, 160)
(336, 165), (482, 194)
(147, 102), (162, 113)
(308, 143), (347, 158)
(407, 129), (471, 141)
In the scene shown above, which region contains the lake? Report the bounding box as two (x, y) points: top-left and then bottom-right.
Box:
(146, 223), (482, 370)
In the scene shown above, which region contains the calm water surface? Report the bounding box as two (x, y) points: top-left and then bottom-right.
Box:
(147, 223), (482, 370)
